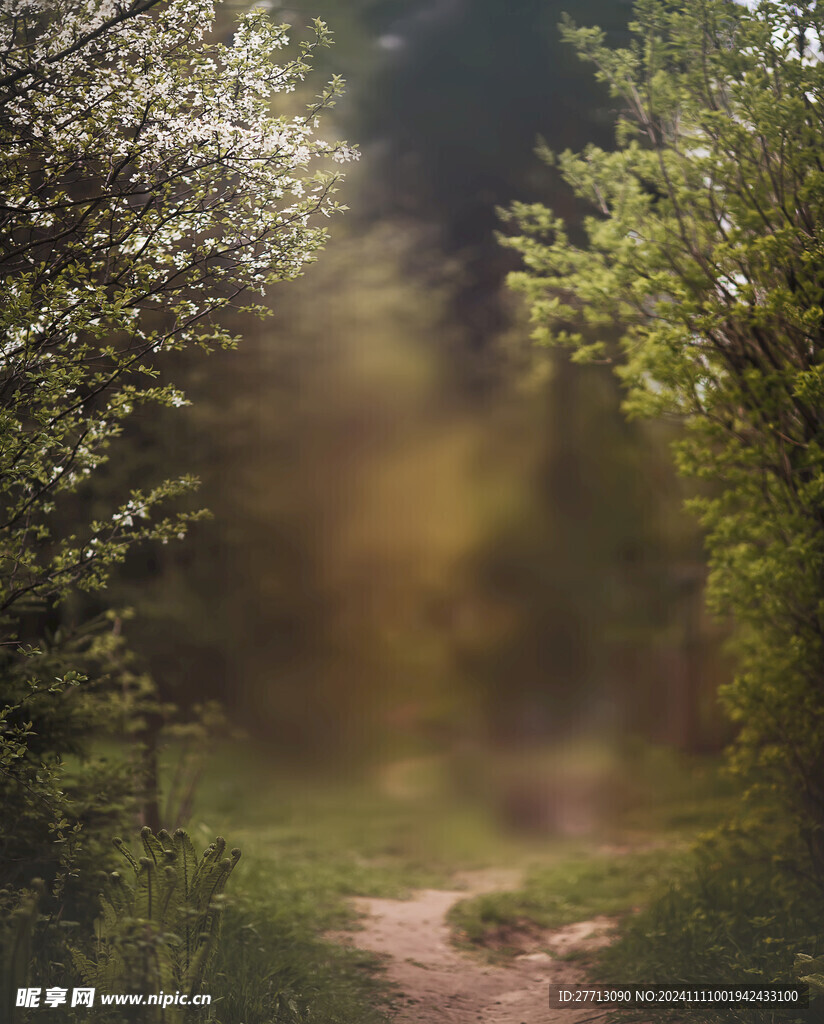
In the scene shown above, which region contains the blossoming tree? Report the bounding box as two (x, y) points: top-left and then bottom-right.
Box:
(0, 0), (355, 919)
(0, 0), (354, 615)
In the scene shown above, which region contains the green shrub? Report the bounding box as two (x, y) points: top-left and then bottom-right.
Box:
(71, 828), (239, 1022)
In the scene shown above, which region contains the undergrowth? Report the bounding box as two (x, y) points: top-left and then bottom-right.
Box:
(596, 825), (824, 1024)
(210, 891), (388, 1024)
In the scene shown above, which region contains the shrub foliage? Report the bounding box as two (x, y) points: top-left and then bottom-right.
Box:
(504, 0), (824, 873)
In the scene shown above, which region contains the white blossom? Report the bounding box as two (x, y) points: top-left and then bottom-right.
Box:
(0, 0), (354, 608)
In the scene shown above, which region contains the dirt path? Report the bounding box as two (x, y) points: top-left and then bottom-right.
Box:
(329, 870), (619, 1024)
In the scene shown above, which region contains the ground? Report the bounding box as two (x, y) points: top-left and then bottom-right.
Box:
(329, 868), (628, 1024)
(193, 744), (734, 1024)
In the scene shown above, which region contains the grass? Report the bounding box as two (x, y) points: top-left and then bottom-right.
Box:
(178, 740), (753, 1023)
(189, 751), (536, 892)
(209, 887), (390, 1024)
(444, 743), (739, 958)
(447, 847), (693, 955)
(595, 822), (824, 1024)
(79, 737), (822, 1024)
(181, 743), (545, 1023)
(436, 750), (823, 1024)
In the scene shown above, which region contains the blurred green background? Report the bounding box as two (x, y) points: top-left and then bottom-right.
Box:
(107, 0), (733, 812)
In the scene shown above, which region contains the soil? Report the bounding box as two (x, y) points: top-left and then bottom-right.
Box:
(328, 869), (626, 1024)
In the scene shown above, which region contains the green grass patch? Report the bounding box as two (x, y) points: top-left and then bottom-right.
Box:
(448, 847), (691, 953)
(187, 740), (566, 886)
(596, 827), (824, 1024)
(209, 879), (390, 1024)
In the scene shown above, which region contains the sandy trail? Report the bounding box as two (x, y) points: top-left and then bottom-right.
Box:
(329, 869), (619, 1024)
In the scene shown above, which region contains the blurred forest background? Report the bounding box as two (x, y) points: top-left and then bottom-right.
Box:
(9, 4), (824, 1021)
(110, 0), (731, 778)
